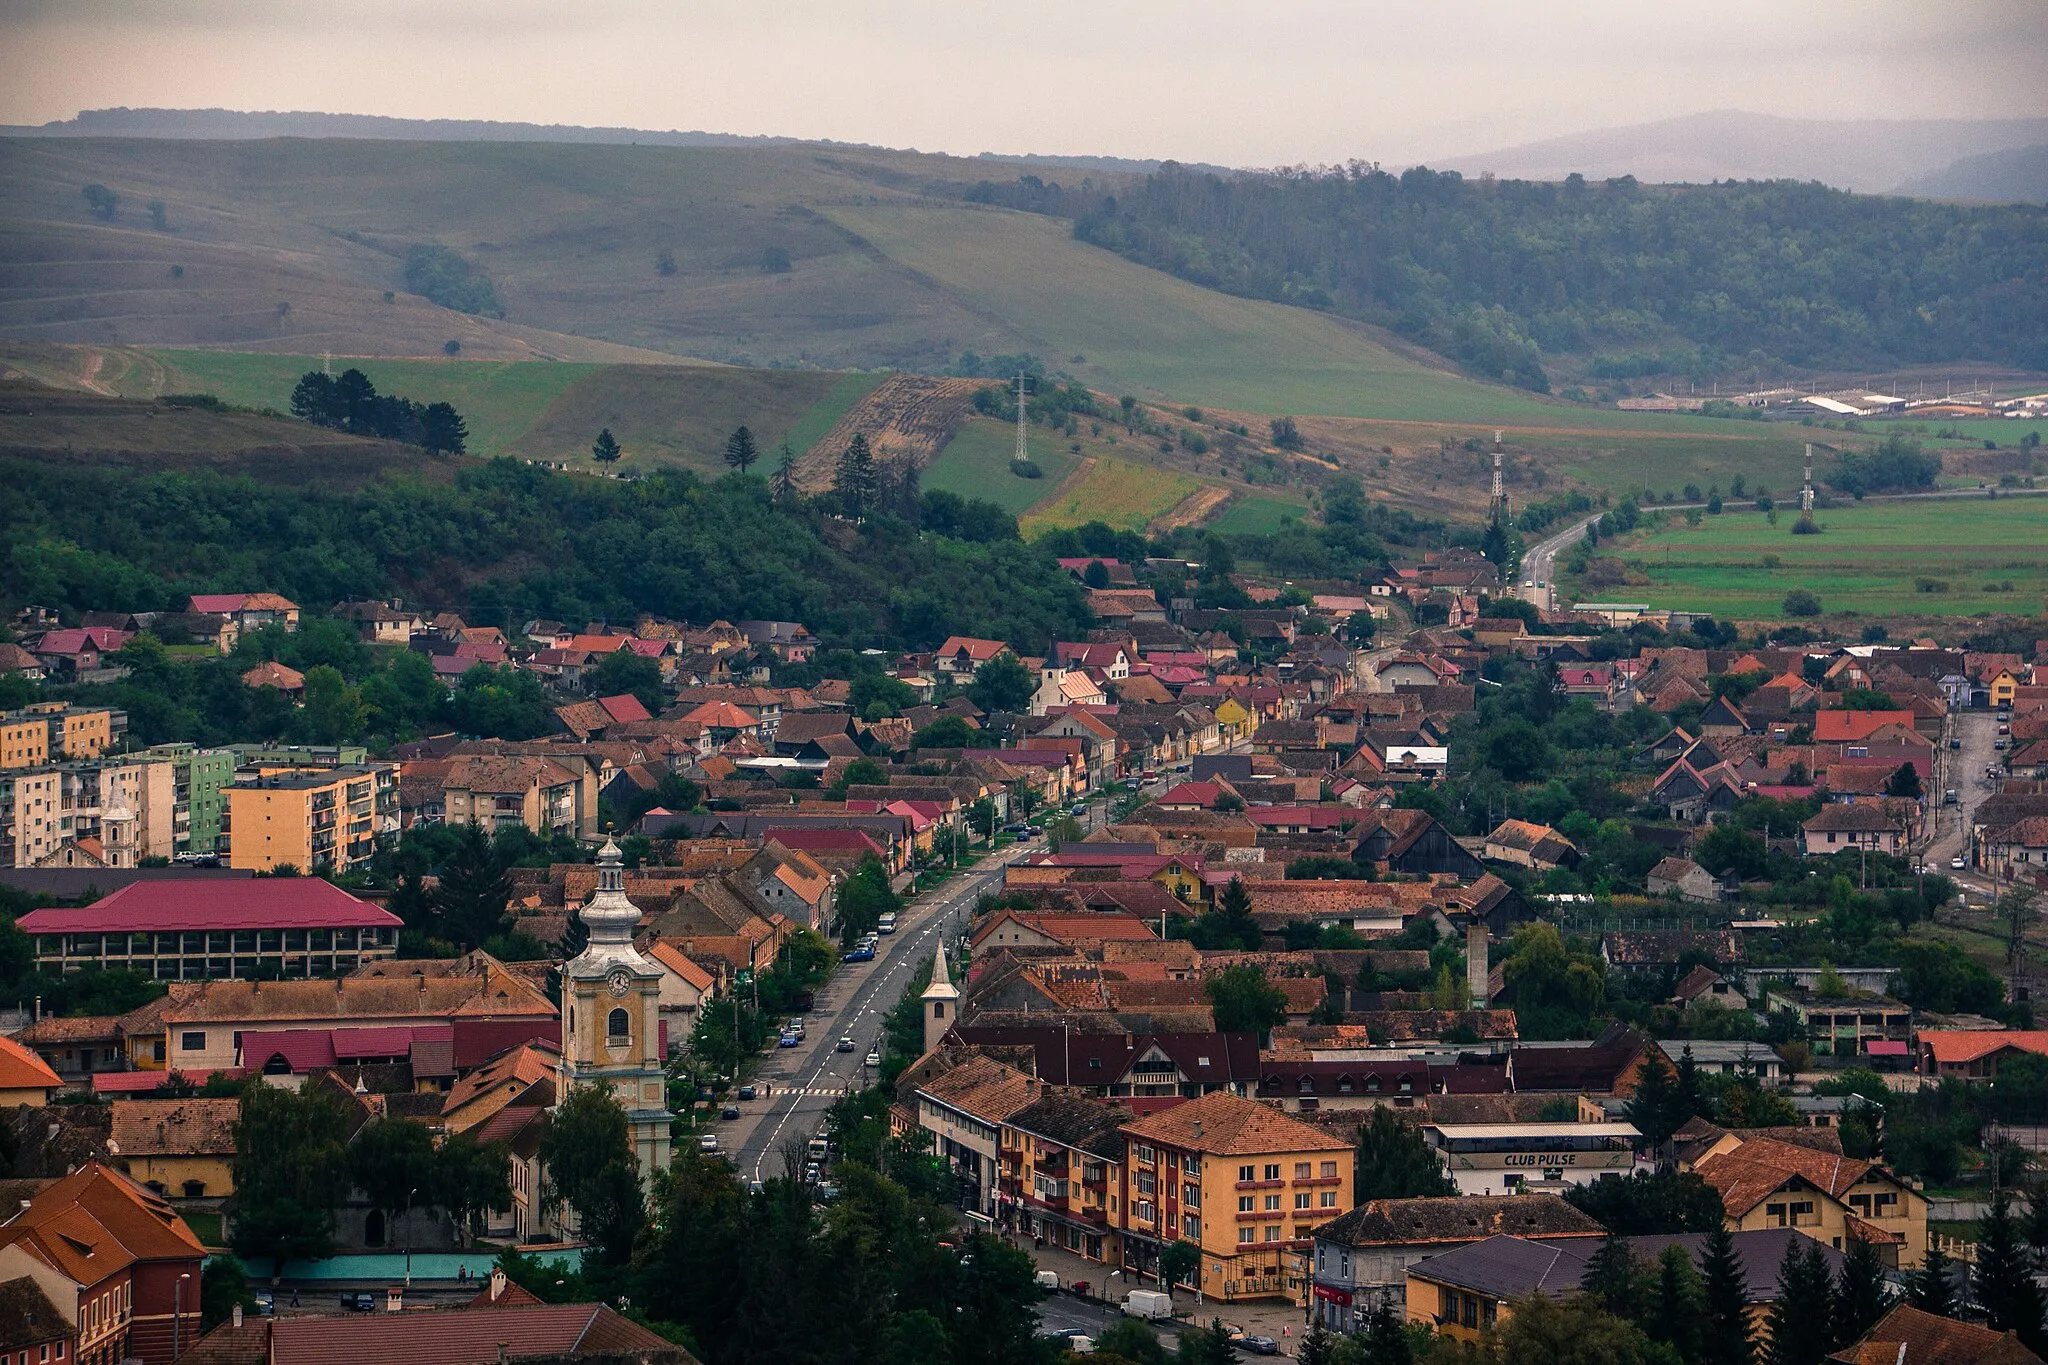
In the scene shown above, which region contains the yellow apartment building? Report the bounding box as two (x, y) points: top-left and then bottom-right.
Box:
(226, 763), (399, 874)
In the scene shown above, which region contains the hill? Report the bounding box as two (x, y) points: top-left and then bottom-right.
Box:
(1897, 144), (2048, 204)
(1439, 110), (2048, 194)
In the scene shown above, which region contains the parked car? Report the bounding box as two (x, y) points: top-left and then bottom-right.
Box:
(779, 1032), (801, 1048)
(1026, 825), (1043, 836)
(877, 913), (897, 935)
(1944, 789), (1959, 804)
(342, 1292), (376, 1312)
(1241, 1336), (1280, 1356)
(738, 1085), (757, 1101)
(1121, 1290), (1173, 1320)
(842, 945), (875, 962)
(698, 1132), (721, 1153)
(807, 1135), (831, 1160)
(720, 1105), (741, 1120)
(1952, 856), (1969, 870)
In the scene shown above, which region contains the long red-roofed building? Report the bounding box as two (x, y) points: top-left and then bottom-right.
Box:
(19, 878), (401, 980)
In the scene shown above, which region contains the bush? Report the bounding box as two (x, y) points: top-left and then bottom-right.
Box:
(1914, 577), (1949, 594)
(1009, 459), (1042, 479)
(1782, 589), (1822, 617)
(403, 244), (504, 318)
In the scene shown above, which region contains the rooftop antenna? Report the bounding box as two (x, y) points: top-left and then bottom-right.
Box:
(1015, 372), (1029, 467)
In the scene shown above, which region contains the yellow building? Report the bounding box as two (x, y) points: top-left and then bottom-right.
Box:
(1989, 669), (2022, 709)
(0, 1034), (62, 1106)
(0, 714), (48, 769)
(1119, 1089), (1354, 1303)
(1693, 1135), (1926, 1268)
(108, 1097), (238, 1201)
(226, 763), (398, 874)
(1212, 697), (1253, 743)
(1, 703), (119, 768)
(998, 1093), (1129, 1266)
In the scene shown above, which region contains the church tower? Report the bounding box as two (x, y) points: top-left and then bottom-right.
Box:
(921, 943), (959, 1055)
(559, 836), (672, 1180)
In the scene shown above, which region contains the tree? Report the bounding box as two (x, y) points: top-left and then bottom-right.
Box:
(1581, 1232), (1642, 1320)
(1205, 963), (1287, 1037)
(1565, 1168), (1724, 1235)
(832, 854), (899, 944)
(1084, 559), (1111, 588)
(430, 823), (513, 950)
(1699, 1222), (1756, 1365)
(591, 428), (622, 466)
(298, 665), (365, 747)
(1764, 1237), (1834, 1365)
(1159, 1240), (1202, 1292)
(1201, 876), (1263, 951)
(912, 714), (978, 749)
(1354, 1108), (1455, 1200)
(436, 1130), (512, 1244)
(589, 646), (664, 716)
(1481, 516), (1512, 571)
(1998, 886), (2040, 974)
(966, 796), (1001, 845)
(1269, 416), (1303, 450)
(1832, 1237), (1892, 1349)
(1884, 762), (1922, 800)
(419, 401), (468, 455)
(1974, 1188), (2046, 1352)
(968, 654), (1034, 714)
(1781, 589), (1822, 618)
(1097, 1320), (1170, 1365)
(230, 1082), (352, 1263)
(1652, 1242), (1706, 1364)
(1176, 1319), (1236, 1365)
(1297, 1321), (1337, 1365)
(1905, 1239), (1954, 1318)
(348, 1118), (440, 1242)
(1120, 395), (1138, 430)
(1492, 1294), (1658, 1364)
(1352, 1294), (1413, 1365)
(1625, 1045), (1682, 1150)
(835, 433), (879, 518)
(771, 441), (800, 504)
(540, 1085), (645, 1263)
(724, 425), (759, 474)
(82, 183), (118, 220)
(200, 1255), (258, 1331)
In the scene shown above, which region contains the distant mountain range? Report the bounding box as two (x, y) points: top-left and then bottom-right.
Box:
(1438, 109), (2048, 199)
(1897, 143), (2048, 204)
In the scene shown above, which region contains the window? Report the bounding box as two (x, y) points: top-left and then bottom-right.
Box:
(1182, 1183), (1200, 1207)
(1239, 1164), (1255, 1182)
(180, 1031), (205, 1051)
(1264, 1194), (1281, 1211)
(1765, 1202), (1786, 1227)
(1320, 1191), (1338, 1208)
(1184, 1155), (1200, 1177)
(1294, 1162), (1312, 1179)
(1320, 1161), (1338, 1178)
(1136, 1144), (1157, 1165)
(1263, 1225), (1281, 1242)
(606, 1008), (630, 1042)
(1239, 1196), (1255, 1212)
(1184, 1215), (1200, 1239)
(1136, 1171), (1157, 1195)
(1264, 1163), (1280, 1180)
(1295, 1192), (1311, 1209)
(1239, 1227), (1256, 1244)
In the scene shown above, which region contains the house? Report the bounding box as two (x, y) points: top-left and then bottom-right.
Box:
(0, 1034), (62, 1106)
(1829, 1303), (2045, 1365)
(1350, 809), (1485, 877)
(16, 1014), (125, 1086)
(1801, 804), (1905, 856)
(911, 1056), (1041, 1217)
(935, 636), (1013, 679)
(1694, 1134), (1927, 1267)
(1309, 1195), (1604, 1330)
(1917, 1030), (2048, 1081)
(1031, 666), (1107, 716)
(647, 942), (717, 1038)
(240, 660), (306, 700)
(1422, 1121), (1650, 1197)
(996, 1092), (1131, 1266)
(0, 1162), (206, 1365)
(179, 1298), (690, 1365)
(1481, 819), (1579, 870)
(438, 1041), (562, 1134)
(108, 1097), (238, 1202)
(1983, 816), (2048, 882)
(1645, 856), (1723, 903)
(1656, 1040), (1784, 1084)
(188, 591), (299, 634)
(0, 1274), (75, 1365)
(1813, 710), (1917, 744)
(335, 600), (427, 644)
(1118, 1089), (1353, 1304)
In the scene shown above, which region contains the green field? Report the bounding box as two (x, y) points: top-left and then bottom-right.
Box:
(1019, 456), (1202, 537)
(1606, 494), (2048, 616)
(779, 370), (890, 458)
(1207, 495), (1310, 535)
(921, 416), (1080, 516)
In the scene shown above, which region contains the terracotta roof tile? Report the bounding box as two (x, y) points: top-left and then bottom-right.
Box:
(1120, 1089), (1350, 1156)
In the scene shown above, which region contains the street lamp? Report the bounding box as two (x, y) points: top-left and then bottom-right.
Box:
(402, 1186), (418, 1287)
(174, 1271), (191, 1360)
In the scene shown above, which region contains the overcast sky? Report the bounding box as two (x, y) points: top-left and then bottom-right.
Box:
(3, 0), (2044, 165)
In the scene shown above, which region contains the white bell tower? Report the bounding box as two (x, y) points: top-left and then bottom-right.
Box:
(921, 943), (960, 1055)
(559, 836), (672, 1179)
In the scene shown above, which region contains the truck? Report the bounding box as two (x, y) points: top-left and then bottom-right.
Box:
(1121, 1290), (1173, 1320)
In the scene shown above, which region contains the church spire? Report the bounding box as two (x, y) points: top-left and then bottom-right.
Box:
(576, 835), (640, 947)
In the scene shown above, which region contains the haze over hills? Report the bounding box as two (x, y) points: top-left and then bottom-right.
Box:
(1898, 144), (2048, 205)
(1439, 110), (2048, 196)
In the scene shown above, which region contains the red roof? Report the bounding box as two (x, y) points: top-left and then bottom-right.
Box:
(92, 1070), (222, 1094)
(1813, 710), (1917, 743)
(19, 878), (401, 934)
(187, 593), (249, 614)
(597, 693), (651, 724)
(1920, 1030), (2048, 1066)
(762, 827), (886, 857)
(1243, 806), (1349, 829)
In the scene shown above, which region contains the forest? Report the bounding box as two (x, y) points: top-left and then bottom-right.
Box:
(1061, 166), (2048, 389)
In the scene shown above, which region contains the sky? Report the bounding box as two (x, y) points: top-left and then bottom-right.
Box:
(3, 0), (2045, 166)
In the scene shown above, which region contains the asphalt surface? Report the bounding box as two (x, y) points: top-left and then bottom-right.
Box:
(1925, 709), (2002, 898)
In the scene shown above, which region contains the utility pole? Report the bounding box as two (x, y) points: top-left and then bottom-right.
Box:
(1015, 372), (1029, 465)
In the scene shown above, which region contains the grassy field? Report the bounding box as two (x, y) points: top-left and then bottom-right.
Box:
(921, 416), (1080, 516)
(1019, 456), (1203, 537)
(780, 370), (889, 458)
(1207, 495), (1310, 535)
(1602, 494), (2048, 616)
(498, 364), (841, 473)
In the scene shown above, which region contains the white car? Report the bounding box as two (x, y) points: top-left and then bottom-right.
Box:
(698, 1132), (720, 1153)
(1951, 857), (1968, 870)
(865, 1050), (881, 1068)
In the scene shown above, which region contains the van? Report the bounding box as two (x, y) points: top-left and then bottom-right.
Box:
(877, 913), (897, 935)
(1035, 1271), (1061, 1291)
(807, 1136), (831, 1161)
(1944, 789), (1959, 805)
(1121, 1290), (1174, 1320)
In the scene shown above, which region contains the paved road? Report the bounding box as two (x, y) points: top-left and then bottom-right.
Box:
(1925, 709), (2003, 898)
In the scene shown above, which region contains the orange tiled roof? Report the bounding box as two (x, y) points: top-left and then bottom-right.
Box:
(1120, 1088), (1350, 1156)
(0, 1034), (61, 1091)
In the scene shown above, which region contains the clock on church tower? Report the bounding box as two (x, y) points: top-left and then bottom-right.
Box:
(559, 835), (673, 1179)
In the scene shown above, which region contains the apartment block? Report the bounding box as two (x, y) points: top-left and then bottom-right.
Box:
(226, 763), (399, 874)
(142, 744), (236, 854)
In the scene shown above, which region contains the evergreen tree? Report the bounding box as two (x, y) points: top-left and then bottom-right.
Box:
(1653, 1242), (1706, 1365)
(2025, 1182), (2048, 1268)
(724, 424), (758, 474)
(1764, 1238), (1834, 1365)
(1581, 1232), (1642, 1321)
(430, 823), (513, 950)
(1974, 1188), (2047, 1352)
(1699, 1222), (1756, 1365)
(1177, 1319), (1236, 1365)
(834, 432), (878, 518)
(419, 401), (468, 454)
(1673, 1044), (1713, 1129)
(1354, 1293), (1413, 1365)
(591, 427), (622, 465)
(1353, 1108), (1455, 1200)
(1832, 1237), (1892, 1349)
(1481, 515), (1511, 571)
(1209, 875), (1261, 950)
(771, 440), (800, 504)
(1626, 1045), (1681, 1149)
(1296, 1321), (1336, 1365)
(1906, 1239), (1955, 1318)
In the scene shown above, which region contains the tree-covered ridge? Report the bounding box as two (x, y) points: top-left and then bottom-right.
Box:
(1072, 166), (2048, 388)
(0, 456), (1090, 652)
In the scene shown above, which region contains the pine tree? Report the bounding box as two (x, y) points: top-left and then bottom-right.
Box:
(1764, 1238), (1834, 1365)
(1581, 1232), (1640, 1321)
(1355, 1294), (1413, 1365)
(1481, 514), (1511, 570)
(1906, 1239), (1954, 1318)
(430, 823), (513, 950)
(1673, 1044), (1713, 1129)
(1296, 1321), (1336, 1365)
(1699, 1222), (1756, 1365)
(591, 427), (621, 465)
(723, 424), (758, 474)
(1974, 1188), (2047, 1353)
(1212, 875), (1261, 951)
(771, 440), (799, 504)
(1626, 1045), (1681, 1149)
(834, 432), (878, 518)
(1831, 1237), (1892, 1349)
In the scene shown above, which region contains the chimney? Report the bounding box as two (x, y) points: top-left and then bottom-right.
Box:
(232, 1303), (243, 1329)
(490, 1266), (507, 1302)
(1466, 924), (1489, 1008)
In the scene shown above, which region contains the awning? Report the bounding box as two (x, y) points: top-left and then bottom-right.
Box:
(1863, 1040), (1909, 1056)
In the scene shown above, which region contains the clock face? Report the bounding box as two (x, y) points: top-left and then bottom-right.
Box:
(606, 968), (633, 997)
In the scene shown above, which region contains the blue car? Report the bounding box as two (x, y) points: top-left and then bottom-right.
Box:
(842, 945), (875, 962)
(778, 1033), (800, 1047)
